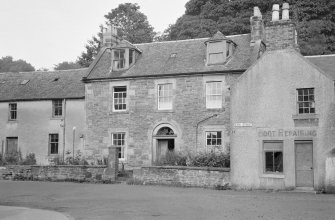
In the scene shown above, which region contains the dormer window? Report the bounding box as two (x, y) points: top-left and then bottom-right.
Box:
(111, 44), (140, 72)
(205, 31), (236, 66)
(113, 49), (125, 70)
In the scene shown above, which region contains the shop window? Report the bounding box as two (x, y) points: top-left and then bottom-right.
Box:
(113, 49), (125, 70)
(206, 81), (222, 109)
(112, 132), (125, 159)
(49, 134), (59, 155)
(113, 86), (127, 111)
(297, 88), (315, 114)
(206, 131), (222, 150)
(52, 100), (63, 117)
(158, 83), (173, 110)
(9, 103), (17, 120)
(264, 141), (283, 173)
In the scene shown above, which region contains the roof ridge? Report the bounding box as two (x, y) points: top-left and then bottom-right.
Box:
(305, 54), (335, 58)
(135, 33), (250, 46)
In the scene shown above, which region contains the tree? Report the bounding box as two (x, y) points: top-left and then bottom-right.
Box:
(162, 0), (335, 55)
(0, 56), (35, 73)
(54, 61), (82, 70)
(77, 3), (156, 67)
(104, 3), (156, 44)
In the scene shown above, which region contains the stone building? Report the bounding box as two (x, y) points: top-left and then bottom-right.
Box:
(83, 26), (261, 167)
(0, 69), (86, 164)
(231, 4), (335, 190)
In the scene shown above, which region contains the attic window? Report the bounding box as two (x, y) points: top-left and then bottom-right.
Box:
(20, 80), (29, 85)
(206, 40), (235, 65)
(113, 49), (125, 70)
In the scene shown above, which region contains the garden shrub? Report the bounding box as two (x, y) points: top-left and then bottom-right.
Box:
(156, 151), (187, 166)
(21, 153), (37, 165)
(157, 150), (230, 168)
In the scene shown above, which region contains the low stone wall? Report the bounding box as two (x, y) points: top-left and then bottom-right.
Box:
(133, 166), (230, 188)
(0, 165), (32, 180)
(31, 165), (109, 182)
(325, 157), (335, 193)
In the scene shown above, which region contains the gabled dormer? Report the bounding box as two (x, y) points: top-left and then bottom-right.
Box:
(111, 40), (141, 71)
(205, 31), (236, 65)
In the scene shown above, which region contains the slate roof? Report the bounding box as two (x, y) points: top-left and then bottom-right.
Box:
(0, 68), (87, 102)
(306, 55), (335, 80)
(86, 34), (252, 80)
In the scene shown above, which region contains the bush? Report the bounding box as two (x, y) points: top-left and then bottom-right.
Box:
(157, 150), (230, 168)
(21, 153), (37, 165)
(156, 151), (187, 166)
(5, 150), (22, 165)
(187, 151), (230, 168)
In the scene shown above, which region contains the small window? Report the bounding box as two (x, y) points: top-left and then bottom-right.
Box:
(206, 81), (222, 109)
(9, 103), (17, 120)
(49, 134), (59, 155)
(264, 141), (283, 173)
(113, 86), (127, 111)
(129, 49), (134, 65)
(112, 132), (125, 159)
(52, 100), (63, 117)
(297, 88), (315, 114)
(158, 83), (173, 110)
(206, 131), (222, 150)
(113, 49), (125, 70)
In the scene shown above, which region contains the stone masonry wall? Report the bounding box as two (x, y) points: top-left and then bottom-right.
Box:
(85, 73), (241, 167)
(133, 166), (230, 188)
(30, 165), (108, 182)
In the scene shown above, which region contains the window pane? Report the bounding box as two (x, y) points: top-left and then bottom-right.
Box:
(265, 152), (274, 172)
(158, 83), (173, 110)
(206, 82), (222, 109)
(274, 152), (283, 172)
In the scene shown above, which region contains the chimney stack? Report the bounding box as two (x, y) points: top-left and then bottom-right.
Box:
(265, 3), (299, 51)
(102, 24), (119, 47)
(250, 6), (265, 46)
(282, 3), (289, 20)
(272, 4), (280, 22)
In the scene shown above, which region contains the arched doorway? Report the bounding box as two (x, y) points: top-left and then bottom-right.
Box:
(152, 125), (176, 163)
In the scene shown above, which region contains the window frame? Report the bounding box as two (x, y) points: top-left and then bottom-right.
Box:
(263, 141), (283, 174)
(113, 49), (126, 70)
(49, 133), (59, 155)
(158, 83), (173, 110)
(8, 103), (17, 121)
(206, 81), (223, 109)
(113, 86), (127, 112)
(111, 132), (126, 160)
(297, 88), (315, 114)
(205, 131), (223, 151)
(52, 99), (63, 118)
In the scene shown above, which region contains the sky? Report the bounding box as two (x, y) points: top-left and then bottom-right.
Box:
(0, 0), (189, 70)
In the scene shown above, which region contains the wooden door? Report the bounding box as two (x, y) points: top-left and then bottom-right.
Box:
(6, 137), (18, 154)
(157, 140), (168, 161)
(295, 141), (313, 187)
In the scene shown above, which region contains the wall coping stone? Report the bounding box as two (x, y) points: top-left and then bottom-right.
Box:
(31, 165), (107, 168)
(142, 166), (230, 172)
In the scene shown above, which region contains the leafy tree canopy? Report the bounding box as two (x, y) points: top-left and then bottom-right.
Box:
(162, 0), (335, 55)
(77, 3), (155, 67)
(54, 61), (82, 71)
(0, 56), (35, 73)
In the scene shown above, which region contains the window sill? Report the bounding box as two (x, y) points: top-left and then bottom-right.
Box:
(156, 109), (174, 113)
(261, 173), (284, 179)
(292, 114), (319, 120)
(50, 117), (64, 120)
(110, 111), (129, 115)
(7, 120), (17, 123)
(206, 107), (224, 112)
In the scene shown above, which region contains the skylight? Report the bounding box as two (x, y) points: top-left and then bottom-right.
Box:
(20, 80), (29, 85)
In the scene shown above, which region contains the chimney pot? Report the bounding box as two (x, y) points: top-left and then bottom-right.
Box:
(253, 7), (262, 18)
(272, 4), (280, 21)
(282, 3), (290, 20)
